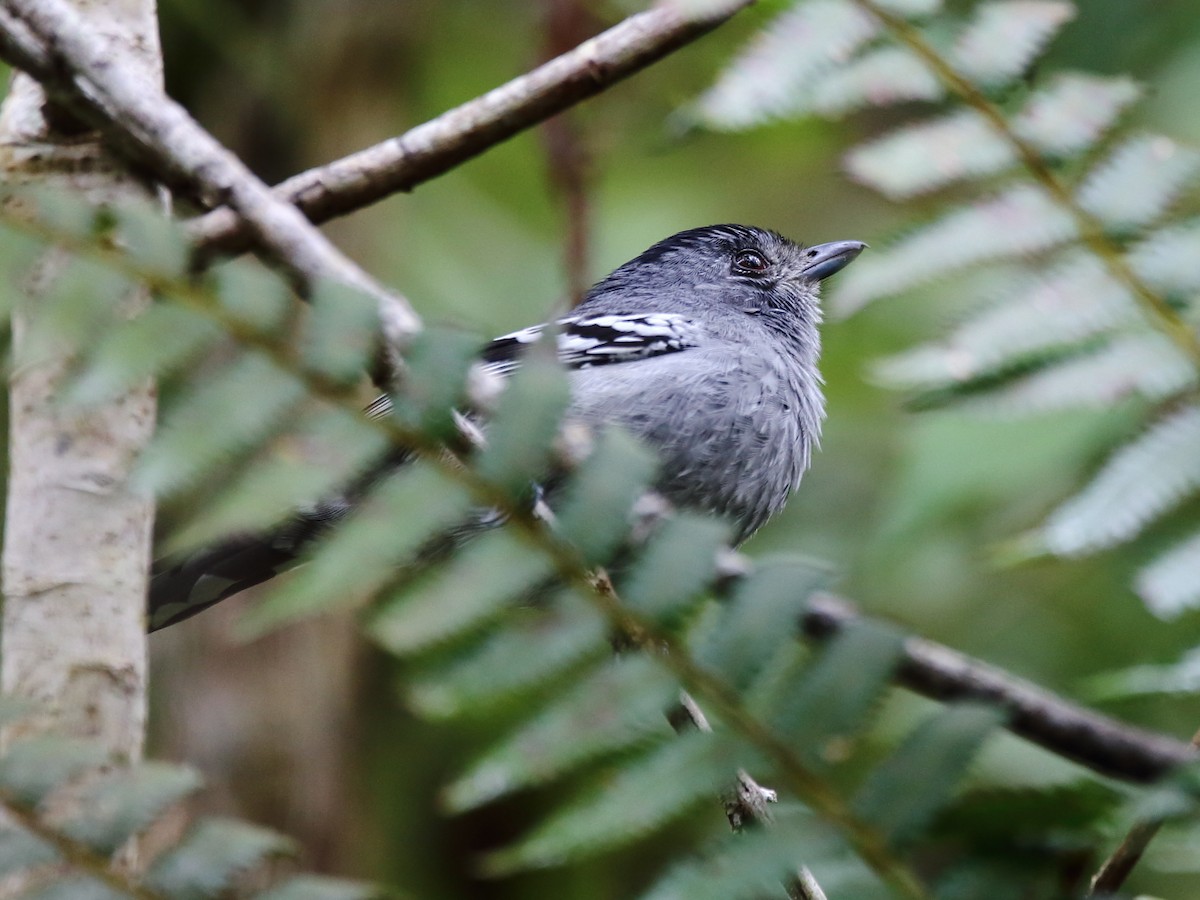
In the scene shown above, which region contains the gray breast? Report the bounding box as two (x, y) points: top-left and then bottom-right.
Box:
(567, 340), (823, 544)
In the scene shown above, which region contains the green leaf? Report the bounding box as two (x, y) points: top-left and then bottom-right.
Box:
(1129, 218), (1200, 294)
(1016, 73), (1140, 157)
(872, 254), (1135, 389)
(691, 0), (879, 129)
(0, 738), (109, 808)
(484, 730), (744, 874)
(212, 258), (293, 335)
(640, 814), (838, 900)
(952, 1), (1074, 87)
(256, 875), (389, 900)
(846, 74), (1140, 200)
(1079, 134), (1200, 230)
(0, 826), (59, 877)
(854, 703), (1006, 844)
(444, 655), (679, 812)
(620, 515), (729, 626)
(109, 196), (190, 277)
(833, 186), (1076, 314)
(66, 303), (222, 407)
(407, 591), (608, 719)
(960, 332), (1194, 415)
(60, 763), (203, 855)
(768, 618), (906, 758)
(1042, 403), (1200, 555)
(368, 528), (555, 654)
(19, 256), (132, 364)
(164, 405), (389, 554)
(385, 326), (483, 437)
(146, 817), (295, 900)
(303, 278), (379, 385)
(553, 428), (658, 566)
(241, 463), (473, 636)
(137, 352), (306, 496)
(809, 46), (940, 117)
(697, 558), (832, 691)
(475, 357), (570, 497)
(1085, 646), (1200, 700)
(17, 875), (126, 900)
(1136, 531), (1200, 620)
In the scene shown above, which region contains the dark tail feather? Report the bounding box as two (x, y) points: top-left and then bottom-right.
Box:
(148, 537), (299, 632)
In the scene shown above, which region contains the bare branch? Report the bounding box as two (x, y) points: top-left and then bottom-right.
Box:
(187, 0), (756, 258)
(0, 0), (420, 380)
(801, 593), (1196, 783)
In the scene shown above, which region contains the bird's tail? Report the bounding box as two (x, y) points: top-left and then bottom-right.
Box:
(147, 536), (299, 632)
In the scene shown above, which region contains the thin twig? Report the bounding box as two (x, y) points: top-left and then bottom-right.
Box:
(186, 0), (756, 258)
(854, 0), (1200, 366)
(0, 0), (421, 385)
(802, 593), (1196, 783)
(1086, 725), (1200, 895)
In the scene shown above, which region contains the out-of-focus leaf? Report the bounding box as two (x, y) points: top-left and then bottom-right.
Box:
(872, 254), (1135, 388)
(303, 278), (379, 385)
(810, 46), (940, 117)
(212, 258), (293, 335)
(960, 333), (1195, 415)
(554, 428), (658, 566)
(620, 515), (729, 626)
(165, 405), (389, 554)
(60, 763), (203, 855)
(255, 876), (388, 900)
(1085, 646), (1200, 699)
(854, 704), (1005, 844)
(444, 655), (678, 812)
(1042, 404), (1200, 555)
(640, 814), (839, 900)
(476, 358), (570, 497)
(408, 592), (608, 719)
(1078, 134), (1200, 230)
(368, 528), (554, 654)
(0, 826), (59, 877)
(952, 1), (1075, 87)
(697, 558), (832, 691)
(66, 303), (222, 407)
(846, 74), (1140, 199)
(691, 0), (879, 129)
(109, 196), (190, 277)
(765, 619), (905, 758)
(137, 352), (306, 496)
(832, 186), (1076, 314)
(0, 738), (108, 808)
(483, 730), (745, 874)
(17, 875), (125, 900)
(241, 463), (473, 636)
(146, 818), (295, 900)
(1129, 218), (1200, 294)
(1136, 531), (1200, 620)
(385, 326), (482, 437)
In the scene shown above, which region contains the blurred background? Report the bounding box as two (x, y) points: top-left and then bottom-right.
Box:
(134, 0), (1200, 896)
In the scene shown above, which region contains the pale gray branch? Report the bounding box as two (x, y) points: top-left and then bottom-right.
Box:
(187, 0), (757, 258)
(0, 0), (421, 380)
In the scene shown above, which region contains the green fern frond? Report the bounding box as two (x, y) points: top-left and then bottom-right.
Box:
(845, 73), (1139, 199)
(1077, 134), (1200, 230)
(951, 1), (1074, 88)
(1135, 530), (1200, 619)
(1042, 404), (1200, 555)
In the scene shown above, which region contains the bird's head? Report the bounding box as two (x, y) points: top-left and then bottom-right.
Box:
(590, 224), (865, 326)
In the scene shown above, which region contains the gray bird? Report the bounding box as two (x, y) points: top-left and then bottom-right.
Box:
(149, 224), (865, 631)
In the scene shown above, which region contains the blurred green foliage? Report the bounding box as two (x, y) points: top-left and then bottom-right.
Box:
(123, 0), (1200, 897)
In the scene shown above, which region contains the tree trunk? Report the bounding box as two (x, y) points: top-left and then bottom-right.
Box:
(0, 0), (162, 761)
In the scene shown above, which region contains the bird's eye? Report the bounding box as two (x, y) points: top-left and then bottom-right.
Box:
(732, 249), (770, 274)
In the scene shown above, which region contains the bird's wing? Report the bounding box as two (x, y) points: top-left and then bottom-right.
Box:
(484, 312), (701, 373)
(367, 313), (700, 420)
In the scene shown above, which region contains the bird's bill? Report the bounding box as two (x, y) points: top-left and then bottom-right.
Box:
(800, 240), (868, 281)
